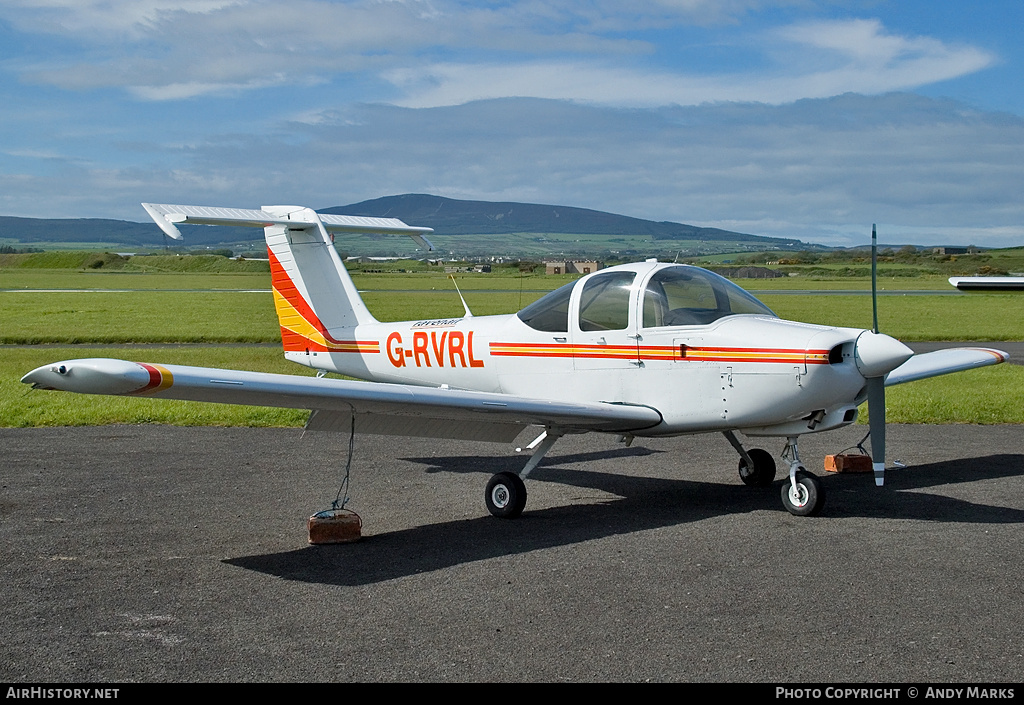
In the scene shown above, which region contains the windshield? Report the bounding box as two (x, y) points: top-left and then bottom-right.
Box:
(517, 280), (575, 332)
(642, 266), (776, 327)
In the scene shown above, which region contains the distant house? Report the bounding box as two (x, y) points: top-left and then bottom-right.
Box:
(932, 246), (978, 255)
(545, 260), (603, 275)
(444, 264), (491, 273)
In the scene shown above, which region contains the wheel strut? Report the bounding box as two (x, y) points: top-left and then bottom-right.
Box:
(724, 430), (776, 487)
(779, 436), (825, 516)
(484, 429), (562, 518)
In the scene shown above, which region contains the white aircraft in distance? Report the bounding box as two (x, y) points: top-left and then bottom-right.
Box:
(23, 204), (1010, 518)
(949, 276), (1024, 292)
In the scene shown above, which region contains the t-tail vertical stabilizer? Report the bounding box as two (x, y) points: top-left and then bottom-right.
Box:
(264, 206), (377, 354)
(140, 202), (435, 365)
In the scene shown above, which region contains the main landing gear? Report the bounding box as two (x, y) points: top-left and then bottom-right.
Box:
(485, 472), (527, 518)
(724, 431), (776, 487)
(724, 431), (826, 517)
(484, 430), (561, 519)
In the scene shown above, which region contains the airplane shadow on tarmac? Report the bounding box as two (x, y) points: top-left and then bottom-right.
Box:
(225, 450), (1024, 586)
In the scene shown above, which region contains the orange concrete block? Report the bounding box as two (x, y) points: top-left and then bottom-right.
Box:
(308, 509), (362, 544)
(825, 454), (873, 473)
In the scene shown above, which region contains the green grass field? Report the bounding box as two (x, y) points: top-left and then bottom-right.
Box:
(761, 294), (1024, 341)
(2, 266), (1021, 426)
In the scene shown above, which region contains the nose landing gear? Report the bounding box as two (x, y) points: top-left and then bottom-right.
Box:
(780, 436), (825, 517)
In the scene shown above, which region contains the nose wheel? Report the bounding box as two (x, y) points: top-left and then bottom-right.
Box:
(780, 470), (824, 516)
(780, 437), (825, 516)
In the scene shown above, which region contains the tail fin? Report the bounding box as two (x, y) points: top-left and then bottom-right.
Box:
(141, 202), (434, 352)
(264, 206), (377, 349)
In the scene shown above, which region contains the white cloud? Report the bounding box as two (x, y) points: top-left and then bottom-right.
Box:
(0, 0), (244, 37)
(384, 19), (996, 108)
(5, 3), (994, 107)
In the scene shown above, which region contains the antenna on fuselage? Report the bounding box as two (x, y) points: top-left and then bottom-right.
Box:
(450, 274), (473, 318)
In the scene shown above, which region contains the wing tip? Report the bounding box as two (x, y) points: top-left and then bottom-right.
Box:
(141, 202), (184, 240)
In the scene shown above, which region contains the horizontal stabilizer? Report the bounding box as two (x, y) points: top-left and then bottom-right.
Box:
(22, 359), (663, 440)
(141, 203), (434, 249)
(885, 347), (1008, 386)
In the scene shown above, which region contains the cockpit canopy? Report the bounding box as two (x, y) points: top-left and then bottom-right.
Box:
(517, 264), (776, 332)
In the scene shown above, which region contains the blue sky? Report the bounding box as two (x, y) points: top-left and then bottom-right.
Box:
(1, 0), (1023, 247)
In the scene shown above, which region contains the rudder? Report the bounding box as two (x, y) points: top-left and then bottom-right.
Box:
(264, 207), (377, 352)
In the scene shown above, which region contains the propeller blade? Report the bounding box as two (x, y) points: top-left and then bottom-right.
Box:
(866, 376), (886, 486)
(871, 224), (879, 334)
(866, 224), (888, 487)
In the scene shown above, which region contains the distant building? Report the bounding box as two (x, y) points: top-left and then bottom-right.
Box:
(932, 246), (979, 255)
(444, 264), (491, 273)
(545, 260), (603, 275)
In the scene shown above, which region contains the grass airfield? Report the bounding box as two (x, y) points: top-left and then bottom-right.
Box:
(2, 262), (1022, 426)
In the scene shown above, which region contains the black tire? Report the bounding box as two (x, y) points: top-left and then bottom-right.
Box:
(780, 470), (825, 517)
(738, 448), (776, 487)
(485, 472), (527, 519)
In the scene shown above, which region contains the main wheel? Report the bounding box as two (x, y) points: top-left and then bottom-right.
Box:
(738, 448), (776, 487)
(485, 472), (527, 519)
(780, 470), (825, 517)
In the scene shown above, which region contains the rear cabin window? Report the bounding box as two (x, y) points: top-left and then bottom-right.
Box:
(578, 271), (636, 331)
(642, 267), (775, 327)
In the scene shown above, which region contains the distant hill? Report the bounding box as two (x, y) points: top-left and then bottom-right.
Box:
(323, 194), (800, 245)
(0, 194), (813, 256)
(0, 215), (247, 248)
(0, 216), (160, 247)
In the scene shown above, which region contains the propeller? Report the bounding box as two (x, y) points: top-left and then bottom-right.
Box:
(870, 224), (884, 485)
(859, 224), (911, 486)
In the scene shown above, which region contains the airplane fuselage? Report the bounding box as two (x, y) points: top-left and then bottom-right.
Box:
(285, 261), (876, 438)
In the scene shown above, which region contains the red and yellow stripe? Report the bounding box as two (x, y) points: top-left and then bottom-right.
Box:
(672, 346), (830, 364)
(132, 363), (174, 395)
(269, 249), (379, 355)
(491, 341), (832, 365)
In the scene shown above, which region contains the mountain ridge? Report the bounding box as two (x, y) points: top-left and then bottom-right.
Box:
(322, 194), (799, 244)
(0, 194), (812, 255)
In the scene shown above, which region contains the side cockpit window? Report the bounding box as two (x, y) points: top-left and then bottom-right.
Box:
(578, 271), (635, 331)
(643, 267), (775, 327)
(517, 280), (575, 332)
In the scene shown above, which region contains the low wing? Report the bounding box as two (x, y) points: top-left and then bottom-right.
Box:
(141, 203), (435, 250)
(21, 359), (663, 443)
(885, 347), (1009, 386)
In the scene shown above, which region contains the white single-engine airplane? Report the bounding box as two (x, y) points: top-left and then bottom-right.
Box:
(22, 204), (1010, 518)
